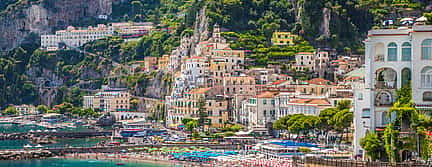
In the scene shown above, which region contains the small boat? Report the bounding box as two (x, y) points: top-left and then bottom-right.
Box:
(35, 144), (44, 148)
(116, 162), (125, 166)
(24, 144), (33, 148)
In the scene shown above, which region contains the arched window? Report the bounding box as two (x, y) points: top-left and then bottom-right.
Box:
(421, 67), (432, 88)
(387, 42), (397, 61)
(402, 42), (411, 61)
(401, 68), (411, 87)
(423, 92), (432, 101)
(422, 39), (432, 60)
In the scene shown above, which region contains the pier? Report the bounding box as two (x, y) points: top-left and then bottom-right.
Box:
(0, 131), (112, 140)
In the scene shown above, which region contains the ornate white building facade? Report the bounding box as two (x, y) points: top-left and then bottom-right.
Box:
(353, 25), (432, 157)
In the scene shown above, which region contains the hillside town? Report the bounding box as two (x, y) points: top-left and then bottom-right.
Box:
(2, 2), (432, 166)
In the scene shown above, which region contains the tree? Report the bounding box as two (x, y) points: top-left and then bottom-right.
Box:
(56, 102), (73, 114)
(130, 99), (139, 111)
(360, 132), (383, 161)
(186, 120), (198, 132)
(336, 100), (351, 111)
(37, 105), (49, 114)
(131, 1), (143, 17)
(182, 118), (194, 125)
(3, 106), (17, 116)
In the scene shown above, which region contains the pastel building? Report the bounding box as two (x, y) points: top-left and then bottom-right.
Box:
(83, 89), (130, 112)
(294, 52), (315, 71)
(271, 32), (297, 46)
(158, 54), (170, 70)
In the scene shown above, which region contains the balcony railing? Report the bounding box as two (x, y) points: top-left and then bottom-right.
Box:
(375, 81), (396, 89)
(375, 54), (384, 62)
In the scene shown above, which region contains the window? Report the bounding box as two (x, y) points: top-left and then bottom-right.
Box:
(422, 39), (432, 60)
(382, 112), (389, 125)
(263, 110), (266, 116)
(402, 42), (411, 61)
(358, 93), (364, 100)
(263, 100), (267, 104)
(387, 42), (397, 61)
(421, 67), (432, 88)
(423, 92), (432, 101)
(271, 100), (275, 105)
(362, 109), (370, 118)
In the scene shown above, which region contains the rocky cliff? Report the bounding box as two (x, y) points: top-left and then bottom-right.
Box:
(0, 0), (112, 51)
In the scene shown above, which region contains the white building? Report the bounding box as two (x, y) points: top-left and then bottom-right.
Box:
(15, 104), (37, 115)
(353, 25), (432, 157)
(83, 88), (130, 113)
(41, 24), (113, 49)
(182, 56), (208, 88)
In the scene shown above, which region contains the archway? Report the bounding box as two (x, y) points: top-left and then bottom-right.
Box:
(376, 68), (397, 89)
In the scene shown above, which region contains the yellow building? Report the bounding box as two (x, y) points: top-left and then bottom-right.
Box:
(205, 99), (229, 128)
(271, 32), (297, 46)
(158, 54), (170, 70)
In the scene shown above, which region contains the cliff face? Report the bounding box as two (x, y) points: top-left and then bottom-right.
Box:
(0, 0), (112, 51)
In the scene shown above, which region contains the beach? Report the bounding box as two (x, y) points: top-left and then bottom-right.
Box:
(63, 152), (209, 167)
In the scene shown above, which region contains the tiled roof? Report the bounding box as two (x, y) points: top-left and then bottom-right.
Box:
(290, 99), (330, 105)
(271, 80), (288, 85)
(190, 56), (205, 59)
(307, 78), (335, 85)
(189, 87), (211, 94)
(257, 91), (278, 98)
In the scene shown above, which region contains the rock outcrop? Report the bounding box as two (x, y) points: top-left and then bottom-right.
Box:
(0, 0), (113, 51)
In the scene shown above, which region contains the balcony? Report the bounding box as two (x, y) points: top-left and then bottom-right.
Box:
(375, 81), (396, 89)
(375, 54), (384, 62)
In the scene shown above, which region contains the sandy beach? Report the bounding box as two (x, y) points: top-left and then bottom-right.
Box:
(62, 152), (210, 167)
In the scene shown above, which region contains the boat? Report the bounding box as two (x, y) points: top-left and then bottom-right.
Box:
(116, 162), (125, 166)
(24, 144), (33, 148)
(35, 144), (44, 148)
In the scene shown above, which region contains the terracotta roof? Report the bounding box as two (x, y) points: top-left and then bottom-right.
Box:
(290, 99), (330, 105)
(189, 87), (211, 94)
(307, 78), (335, 85)
(271, 80), (288, 85)
(190, 56), (205, 59)
(257, 91), (278, 98)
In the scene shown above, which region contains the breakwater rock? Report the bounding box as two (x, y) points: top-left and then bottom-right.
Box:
(0, 150), (53, 160)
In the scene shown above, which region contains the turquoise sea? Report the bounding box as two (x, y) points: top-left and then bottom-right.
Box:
(0, 159), (170, 167)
